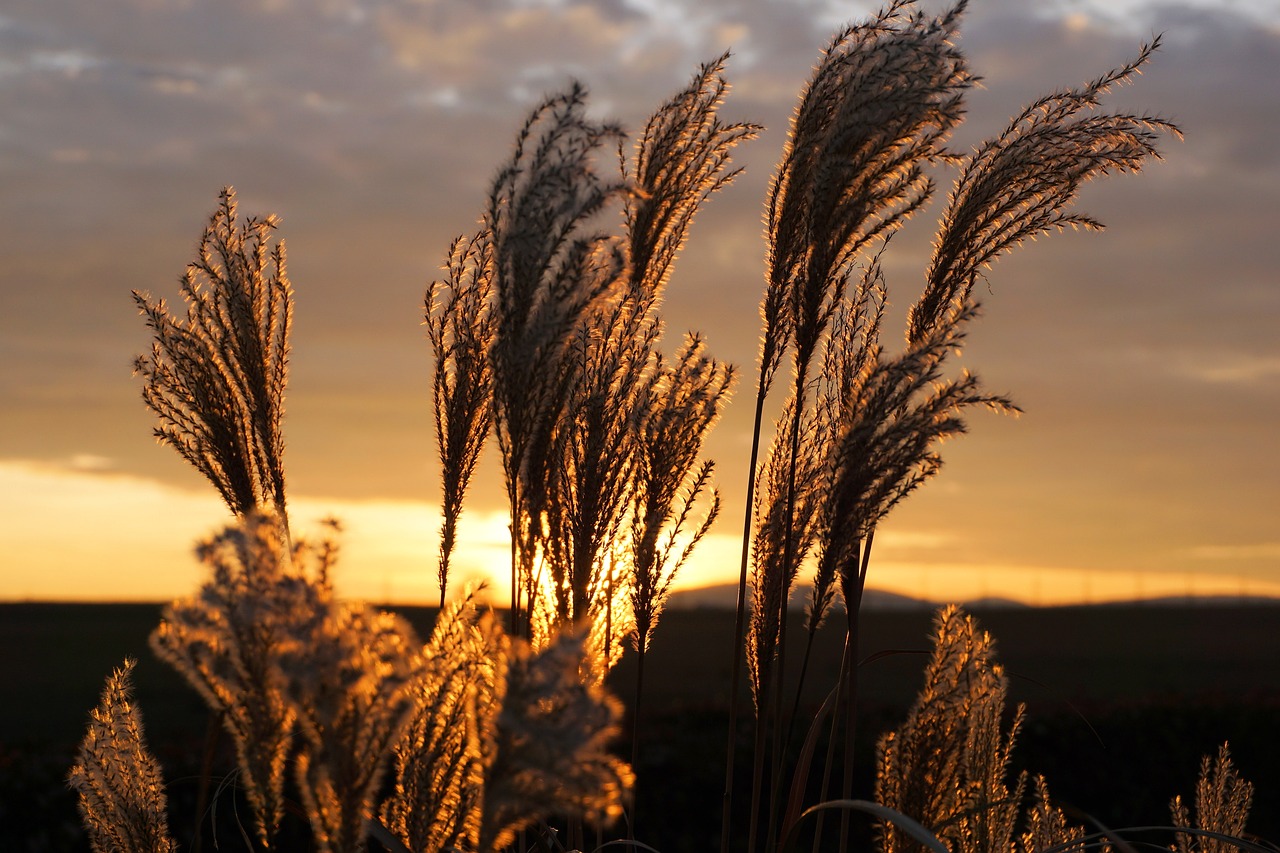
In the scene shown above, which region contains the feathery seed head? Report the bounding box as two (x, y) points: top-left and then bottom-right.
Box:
(133, 187), (292, 522)
(67, 659), (176, 853)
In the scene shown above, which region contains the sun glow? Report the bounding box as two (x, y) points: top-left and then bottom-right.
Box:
(6, 458), (1277, 609)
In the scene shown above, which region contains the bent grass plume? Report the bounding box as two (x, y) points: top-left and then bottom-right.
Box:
(725, 2), (1180, 850)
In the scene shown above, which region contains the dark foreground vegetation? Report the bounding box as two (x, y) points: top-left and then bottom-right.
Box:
(4, 601), (1278, 851)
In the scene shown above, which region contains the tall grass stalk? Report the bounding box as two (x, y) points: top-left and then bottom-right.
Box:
(721, 2), (1179, 850)
(427, 231), (495, 609)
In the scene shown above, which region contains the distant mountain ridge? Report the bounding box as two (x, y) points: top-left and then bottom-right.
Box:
(665, 583), (940, 611)
(665, 583), (1279, 611)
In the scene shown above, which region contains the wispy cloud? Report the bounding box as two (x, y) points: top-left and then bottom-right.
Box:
(1118, 347), (1280, 386)
(1031, 0), (1280, 32)
(1188, 543), (1280, 560)
(1181, 355), (1280, 385)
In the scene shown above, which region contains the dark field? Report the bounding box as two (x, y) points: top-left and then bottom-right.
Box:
(3, 601), (1278, 851)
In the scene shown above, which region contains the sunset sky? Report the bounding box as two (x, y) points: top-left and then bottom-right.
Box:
(2, 0), (1277, 607)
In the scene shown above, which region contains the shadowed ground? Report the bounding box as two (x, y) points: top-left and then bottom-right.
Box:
(3, 601), (1277, 851)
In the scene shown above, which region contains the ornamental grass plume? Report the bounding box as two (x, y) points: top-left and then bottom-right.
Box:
(67, 659), (176, 853)
(283, 596), (424, 853)
(875, 606), (1026, 853)
(722, 3), (1180, 848)
(628, 333), (734, 757)
(622, 52), (760, 314)
(381, 591), (508, 853)
(149, 510), (304, 848)
(479, 630), (635, 852)
(463, 56), (748, 648)
(629, 334), (734, 667)
(910, 39), (1181, 345)
(540, 49), (752, 641)
(542, 299), (651, 633)
(427, 230), (496, 609)
(763, 0), (971, 385)
(729, 2), (977, 840)
(152, 509), (427, 853)
(484, 83), (627, 631)
(133, 187), (292, 523)
(1019, 777), (1087, 853)
(1171, 745), (1255, 853)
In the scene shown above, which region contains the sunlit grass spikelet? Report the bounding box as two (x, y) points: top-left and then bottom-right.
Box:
(133, 187), (292, 522)
(875, 606), (1026, 853)
(382, 590), (509, 853)
(1171, 744), (1254, 853)
(1019, 776), (1086, 853)
(67, 659), (176, 853)
(480, 631), (635, 850)
(149, 511), (301, 847)
(427, 229), (496, 607)
(285, 600), (424, 853)
(910, 39), (1181, 344)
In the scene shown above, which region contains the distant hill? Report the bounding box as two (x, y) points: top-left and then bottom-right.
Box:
(666, 583), (938, 611)
(665, 583), (1277, 611)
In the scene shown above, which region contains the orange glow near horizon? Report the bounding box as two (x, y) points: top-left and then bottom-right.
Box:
(4, 459), (1278, 609)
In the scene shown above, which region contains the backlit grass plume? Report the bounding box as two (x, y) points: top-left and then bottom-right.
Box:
(480, 630), (635, 851)
(148, 512), (632, 853)
(383, 591), (633, 853)
(910, 38), (1181, 344)
(284, 596), (424, 853)
(723, 3), (1180, 848)
(628, 334), (734, 747)
(539, 54), (752, 644)
(154, 510), (427, 853)
(133, 187), (291, 522)
(875, 606), (1025, 853)
(484, 83), (627, 630)
(381, 591), (507, 853)
(149, 510), (313, 847)
(759, 0), (972, 395)
(731, 1), (975, 836)
(1171, 744), (1255, 853)
(67, 659), (176, 853)
(427, 230), (496, 608)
